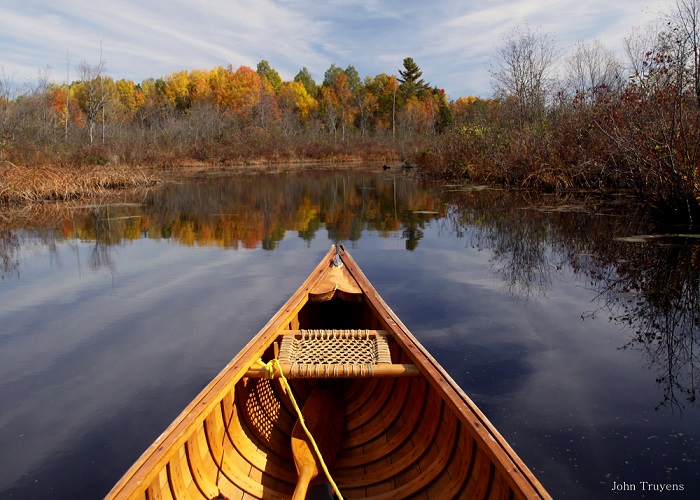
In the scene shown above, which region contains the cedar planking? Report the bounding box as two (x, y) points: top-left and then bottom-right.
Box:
(105, 245), (551, 499)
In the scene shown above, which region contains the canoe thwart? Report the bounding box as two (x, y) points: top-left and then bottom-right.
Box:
(245, 362), (420, 378)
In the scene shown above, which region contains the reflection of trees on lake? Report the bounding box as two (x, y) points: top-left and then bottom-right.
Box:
(439, 187), (698, 412)
(89, 208), (118, 272)
(0, 230), (20, 280)
(1, 229), (61, 279)
(585, 238), (700, 412)
(135, 171), (438, 250)
(440, 191), (569, 299)
(3, 171), (697, 412)
(0, 169), (440, 264)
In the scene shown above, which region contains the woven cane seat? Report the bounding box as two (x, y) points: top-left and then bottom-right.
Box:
(278, 329), (391, 378)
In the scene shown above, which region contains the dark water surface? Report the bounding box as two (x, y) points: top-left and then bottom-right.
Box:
(1, 167), (698, 499)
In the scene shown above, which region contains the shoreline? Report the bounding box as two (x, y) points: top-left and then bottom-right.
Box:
(0, 157), (396, 206)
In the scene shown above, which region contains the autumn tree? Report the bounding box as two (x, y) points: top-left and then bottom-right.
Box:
(451, 96), (495, 125)
(666, 0), (700, 106)
(396, 97), (425, 138)
(318, 85), (340, 139)
(564, 39), (623, 102)
(357, 76), (378, 136)
(133, 78), (170, 132)
(345, 65), (371, 136)
(164, 69), (192, 111)
(278, 80), (316, 134)
(211, 65), (261, 114)
(256, 60), (281, 128)
(188, 69), (211, 102)
(387, 76), (399, 138)
(334, 73), (354, 140)
(489, 24), (559, 123)
(256, 60), (282, 91)
(74, 57), (107, 144)
(294, 67), (318, 97)
(321, 65), (356, 141)
(368, 74), (400, 137)
(115, 79), (139, 117)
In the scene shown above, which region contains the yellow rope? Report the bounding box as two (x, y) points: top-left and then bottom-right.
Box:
(256, 359), (344, 500)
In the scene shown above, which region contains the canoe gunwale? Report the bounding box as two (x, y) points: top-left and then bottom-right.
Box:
(336, 245), (550, 499)
(105, 245), (551, 500)
(105, 249), (335, 499)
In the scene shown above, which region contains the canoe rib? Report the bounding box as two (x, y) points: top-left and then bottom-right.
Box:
(338, 247), (549, 498)
(105, 245), (551, 500)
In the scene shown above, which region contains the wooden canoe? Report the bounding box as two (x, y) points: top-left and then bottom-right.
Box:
(106, 245), (551, 499)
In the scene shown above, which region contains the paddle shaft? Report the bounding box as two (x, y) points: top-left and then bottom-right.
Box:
(291, 384), (345, 499)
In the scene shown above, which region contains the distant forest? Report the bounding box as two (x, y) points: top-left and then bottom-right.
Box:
(1, 0), (700, 220)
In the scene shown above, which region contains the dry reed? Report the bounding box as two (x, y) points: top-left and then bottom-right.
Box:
(0, 163), (157, 204)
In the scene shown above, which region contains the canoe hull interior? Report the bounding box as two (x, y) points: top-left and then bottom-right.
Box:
(106, 246), (550, 500)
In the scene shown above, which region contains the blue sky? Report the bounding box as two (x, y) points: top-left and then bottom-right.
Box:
(1, 0), (661, 99)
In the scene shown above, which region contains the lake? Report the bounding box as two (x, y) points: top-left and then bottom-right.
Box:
(0, 166), (698, 499)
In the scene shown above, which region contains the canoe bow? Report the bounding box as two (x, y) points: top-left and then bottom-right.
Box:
(105, 245), (551, 500)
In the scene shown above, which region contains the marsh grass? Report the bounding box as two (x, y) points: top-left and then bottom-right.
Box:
(0, 162), (157, 204)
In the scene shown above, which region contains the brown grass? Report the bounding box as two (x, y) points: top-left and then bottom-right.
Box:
(0, 162), (157, 204)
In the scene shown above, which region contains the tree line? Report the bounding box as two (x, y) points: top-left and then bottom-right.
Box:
(1, 0), (700, 220)
(0, 55), (448, 168)
(426, 0), (700, 221)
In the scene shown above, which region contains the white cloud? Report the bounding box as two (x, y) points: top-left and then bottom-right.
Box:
(0, 0), (667, 97)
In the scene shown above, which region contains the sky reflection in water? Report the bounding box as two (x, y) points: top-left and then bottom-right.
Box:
(0, 168), (698, 499)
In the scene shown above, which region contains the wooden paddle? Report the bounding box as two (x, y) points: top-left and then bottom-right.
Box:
(291, 383), (345, 500)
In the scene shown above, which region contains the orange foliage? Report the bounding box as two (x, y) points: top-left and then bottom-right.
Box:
(49, 86), (67, 116)
(42, 173), (439, 250)
(211, 65), (261, 110)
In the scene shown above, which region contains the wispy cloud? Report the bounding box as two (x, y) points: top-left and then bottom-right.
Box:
(0, 0), (664, 97)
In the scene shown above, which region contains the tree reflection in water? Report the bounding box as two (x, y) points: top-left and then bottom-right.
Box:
(587, 236), (699, 413)
(0, 230), (20, 280)
(0, 169), (698, 413)
(440, 187), (699, 414)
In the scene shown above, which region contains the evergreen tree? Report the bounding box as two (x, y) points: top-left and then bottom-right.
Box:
(398, 57), (430, 99)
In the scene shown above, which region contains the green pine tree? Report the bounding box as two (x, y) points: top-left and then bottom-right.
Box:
(398, 57), (430, 99)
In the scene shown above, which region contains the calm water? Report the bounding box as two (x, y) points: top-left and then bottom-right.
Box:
(1, 167), (698, 499)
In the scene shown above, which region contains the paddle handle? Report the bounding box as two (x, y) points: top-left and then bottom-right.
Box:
(292, 468), (314, 500)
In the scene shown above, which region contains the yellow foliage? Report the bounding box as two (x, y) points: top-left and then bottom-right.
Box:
(161, 65), (266, 111)
(294, 196), (318, 231)
(188, 69), (210, 100)
(455, 96), (480, 106)
(164, 70), (192, 108)
(279, 81), (317, 119)
(116, 79), (138, 112)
